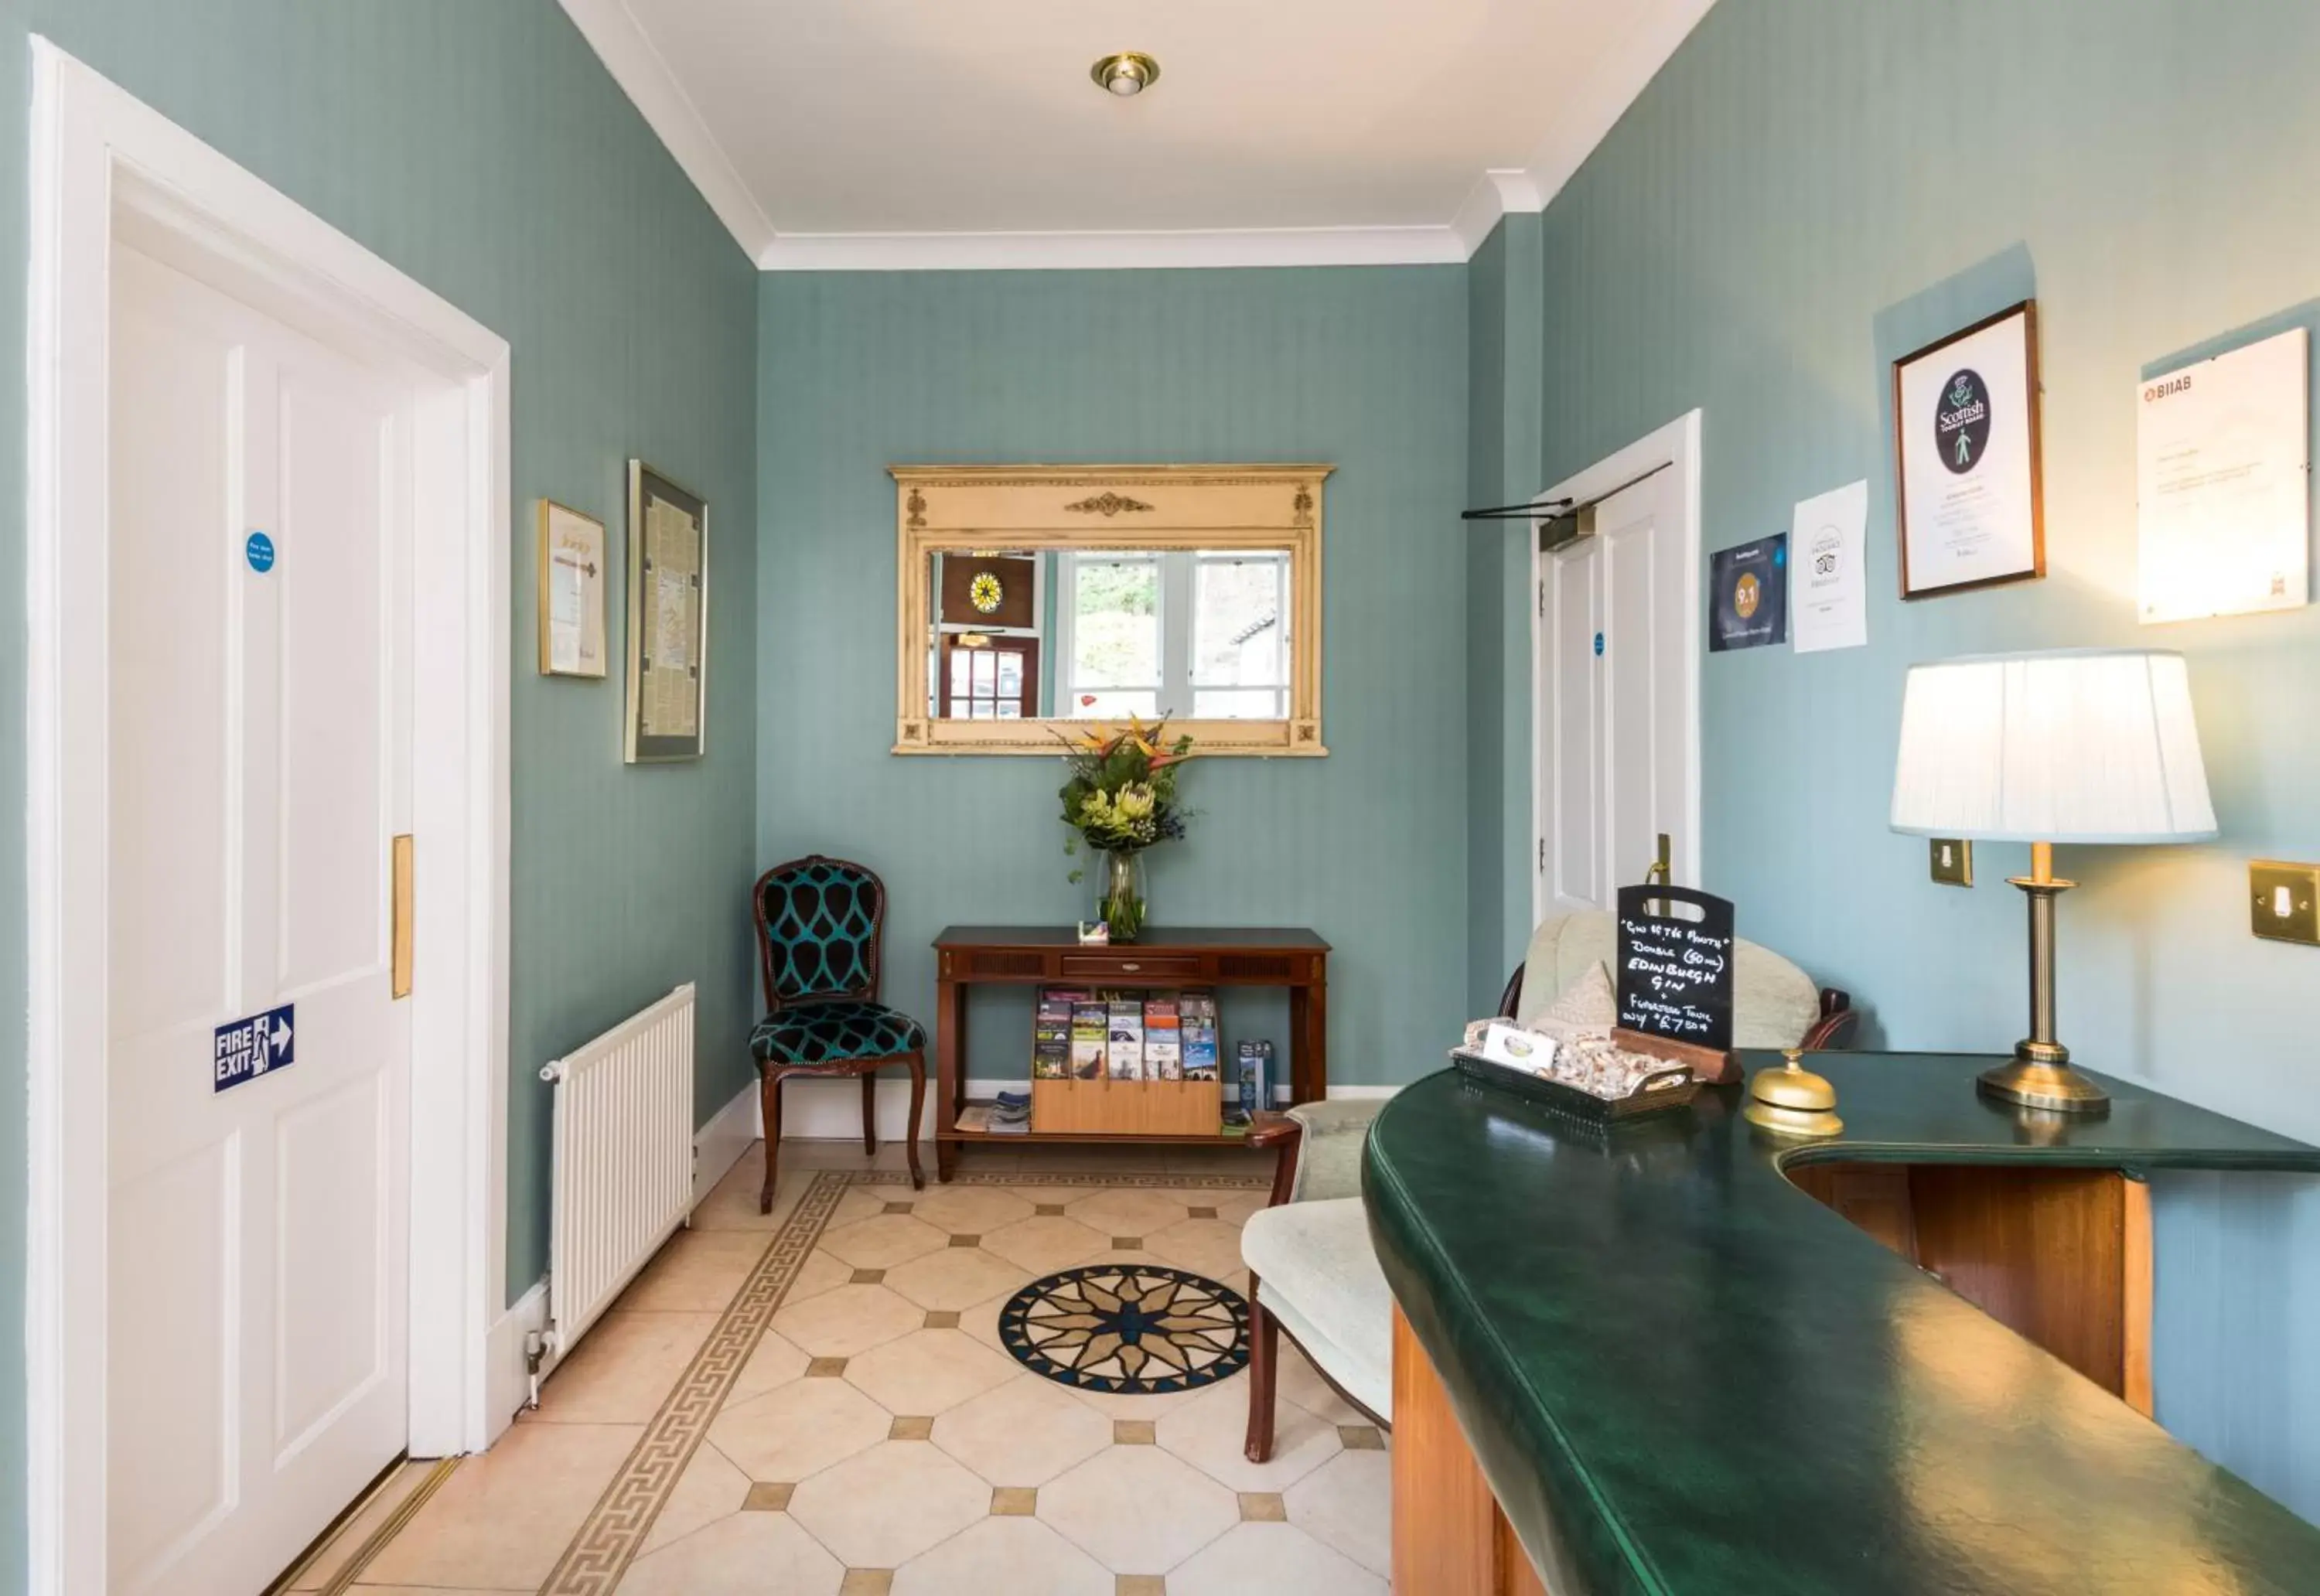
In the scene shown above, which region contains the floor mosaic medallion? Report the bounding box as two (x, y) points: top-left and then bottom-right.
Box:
(999, 1262), (1250, 1394)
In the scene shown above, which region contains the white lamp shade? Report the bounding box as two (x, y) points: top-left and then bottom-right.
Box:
(1890, 649), (2217, 844)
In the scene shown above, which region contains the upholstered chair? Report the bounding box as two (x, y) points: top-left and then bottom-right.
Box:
(750, 854), (926, 1208)
(1238, 909), (1858, 1461)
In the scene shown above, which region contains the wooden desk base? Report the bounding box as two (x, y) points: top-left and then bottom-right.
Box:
(1394, 1306), (1553, 1596)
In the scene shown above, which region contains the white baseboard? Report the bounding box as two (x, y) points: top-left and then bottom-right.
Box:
(484, 1279), (548, 1444)
(693, 1081), (763, 1208)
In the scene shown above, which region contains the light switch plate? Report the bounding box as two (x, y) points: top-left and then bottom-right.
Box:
(1929, 838), (1974, 888)
(2250, 861), (2320, 946)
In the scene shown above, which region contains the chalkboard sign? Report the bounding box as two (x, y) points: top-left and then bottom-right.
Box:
(1614, 884), (1736, 1058)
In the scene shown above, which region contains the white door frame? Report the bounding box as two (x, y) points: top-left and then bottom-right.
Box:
(1530, 409), (1704, 926)
(26, 40), (512, 1591)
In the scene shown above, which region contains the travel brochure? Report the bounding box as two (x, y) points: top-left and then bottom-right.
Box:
(1032, 987), (1224, 1083)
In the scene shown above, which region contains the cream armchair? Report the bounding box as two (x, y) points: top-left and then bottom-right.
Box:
(1237, 909), (1858, 1462)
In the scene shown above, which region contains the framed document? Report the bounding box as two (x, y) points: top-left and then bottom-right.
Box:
(537, 500), (608, 678)
(624, 461), (708, 762)
(1892, 301), (2045, 599)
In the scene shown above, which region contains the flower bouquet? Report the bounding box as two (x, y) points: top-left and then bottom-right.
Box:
(1058, 715), (1194, 943)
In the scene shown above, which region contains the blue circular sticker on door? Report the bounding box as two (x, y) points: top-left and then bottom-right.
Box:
(245, 530), (275, 573)
(1593, 631), (1605, 656)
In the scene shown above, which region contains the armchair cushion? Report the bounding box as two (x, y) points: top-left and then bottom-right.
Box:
(1242, 1197), (1393, 1421)
(1281, 1099), (1381, 1204)
(1513, 910), (1821, 1049)
(751, 1000), (925, 1066)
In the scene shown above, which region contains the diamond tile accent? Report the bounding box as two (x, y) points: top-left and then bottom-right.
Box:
(1239, 1492), (1287, 1522)
(851, 1267), (886, 1284)
(991, 1486), (1038, 1516)
(889, 1415), (934, 1441)
(744, 1482), (794, 1512)
(923, 1309), (960, 1329)
(883, 1201), (916, 1215)
(1117, 1578), (1166, 1596)
(948, 1234), (981, 1247)
(1036, 1204), (1068, 1216)
(807, 1356), (850, 1379)
(1188, 1206), (1219, 1219)
(1111, 1236), (1142, 1250)
(1339, 1425), (1386, 1451)
(840, 1571), (895, 1596)
(1113, 1420), (1155, 1445)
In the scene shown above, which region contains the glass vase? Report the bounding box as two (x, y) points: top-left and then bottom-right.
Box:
(1098, 851), (1147, 943)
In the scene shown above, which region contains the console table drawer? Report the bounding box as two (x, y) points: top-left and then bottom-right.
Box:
(1059, 953), (1207, 980)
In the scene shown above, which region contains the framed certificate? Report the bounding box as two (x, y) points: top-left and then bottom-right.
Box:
(1892, 301), (2045, 599)
(536, 500), (608, 678)
(624, 461), (708, 762)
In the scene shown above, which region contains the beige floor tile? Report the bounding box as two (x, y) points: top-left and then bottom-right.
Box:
(1012, 1145), (1172, 1175)
(784, 1246), (856, 1306)
(360, 1422), (641, 1591)
(1141, 1217), (1250, 1281)
(724, 1328), (812, 1405)
(1063, 1188), (1199, 1237)
(890, 1514), (1112, 1596)
(346, 1587), (536, 1594)
(1282, 1447), (1391, 1577)
(844, 1328), (1020, 1416)
(931, 1373), (1113, 1486)
(821, 1212), (949, 1270)
(1155, 1379), (1340, 1494)
(980, 1214), (1107, 1276)
(769, 1282), (925, 1358)
(954, 1287), (1015, 1356)
(288, 1459), (432, 1589)
(778, 1138), (923, 1172)
(1165, 1519), (1387, 1596)
(636, 1441), (752, 1557)
(786, 1440), (991, 1567)
(689, 1153), (786, 1232)
(1037, 1444), (1239, 1574)
(520, 1311), (718, 1425)
(1208, 1191), (1271, 1226)
(616, 1506), (844, 1595)
(616, 1230), (773, 1313)
(881, 1246), (1029, 1312)
(1274, 1342), (1361, 1427)
(909, 1183), (1036, 1235)
(707, 1375), (891, 1482)
(830, 1183), (924, 1226)
(1001, 1183), (1107, 1210)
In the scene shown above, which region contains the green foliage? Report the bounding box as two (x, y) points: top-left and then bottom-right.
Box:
(1056, 716), (1195, 861)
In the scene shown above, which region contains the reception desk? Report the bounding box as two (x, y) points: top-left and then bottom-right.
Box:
(1363, 1053), (2320, 1594)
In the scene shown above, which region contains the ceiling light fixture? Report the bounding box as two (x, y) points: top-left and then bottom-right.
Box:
(1091, 52), (1160, 97)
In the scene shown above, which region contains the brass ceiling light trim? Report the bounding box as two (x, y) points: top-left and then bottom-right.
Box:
(1091, 52), (1161, 97)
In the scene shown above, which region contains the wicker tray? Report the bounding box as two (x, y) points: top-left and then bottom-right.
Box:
(1449, 1046), (1700, 1125)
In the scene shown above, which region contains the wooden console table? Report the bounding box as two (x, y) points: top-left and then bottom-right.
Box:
(930, 926), (1329, 1182)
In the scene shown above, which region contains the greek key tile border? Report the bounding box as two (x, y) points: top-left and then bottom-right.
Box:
(537, 1165), (1268, 1594)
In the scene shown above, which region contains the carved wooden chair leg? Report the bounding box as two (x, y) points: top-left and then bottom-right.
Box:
(902, 1051), (926, 1190)
(1244, 1281), (1279, 1463)
(861, 1069), (879, 1156)
(758, 1067), (785, 1215)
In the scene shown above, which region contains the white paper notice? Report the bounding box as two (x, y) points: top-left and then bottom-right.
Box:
(1789, 479), (1869, 653)
(2137, 326), (2309, 623)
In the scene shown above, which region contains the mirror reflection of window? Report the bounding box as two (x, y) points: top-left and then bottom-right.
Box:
(1192, 552), (1290, 719)
(1057, 548), (1291, 721)
(1067, 553), (1162, 718)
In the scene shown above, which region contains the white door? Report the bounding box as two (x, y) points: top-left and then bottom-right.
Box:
(105, 245), (413, 1595)
(1538, 465), (1695, 912)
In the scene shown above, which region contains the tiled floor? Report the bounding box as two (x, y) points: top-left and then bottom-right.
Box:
(314, 1138), (1390, 1594)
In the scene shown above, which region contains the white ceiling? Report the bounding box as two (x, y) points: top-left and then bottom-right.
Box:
(561, 0), (1718, 269)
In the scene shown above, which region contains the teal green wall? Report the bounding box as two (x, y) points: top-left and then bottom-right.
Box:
(1484, 0), (2320, 1520)
(0, 26), (760, 1581)
(758, 269), (1469, 1086)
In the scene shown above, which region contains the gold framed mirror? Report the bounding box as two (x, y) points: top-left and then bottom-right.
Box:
(892, 463), (1329, 756)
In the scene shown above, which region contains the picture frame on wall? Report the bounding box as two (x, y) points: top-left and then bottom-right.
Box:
(1892, 300), (2045, 599)
(624, 461), (709, 762)
(536, 500), (608, 679)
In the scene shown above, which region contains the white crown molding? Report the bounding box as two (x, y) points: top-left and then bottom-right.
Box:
(758, 225), (1471, 273)
(556, 0), (776, 261)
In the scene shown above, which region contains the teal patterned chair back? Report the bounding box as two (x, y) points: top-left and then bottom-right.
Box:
(754, 855), (885, 1008)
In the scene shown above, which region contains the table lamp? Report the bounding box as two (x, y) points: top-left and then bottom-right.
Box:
(1889, 648), (2216, 1113)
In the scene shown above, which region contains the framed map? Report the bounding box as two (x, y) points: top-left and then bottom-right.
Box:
(624, 461), (708, 762)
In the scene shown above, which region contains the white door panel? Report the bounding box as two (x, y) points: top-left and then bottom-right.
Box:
(107, 244), (412, 1596)
(1536, 461), (1695, 916)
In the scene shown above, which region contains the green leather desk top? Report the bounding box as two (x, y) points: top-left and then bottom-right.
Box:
(1363, 1052), (2320, 1595)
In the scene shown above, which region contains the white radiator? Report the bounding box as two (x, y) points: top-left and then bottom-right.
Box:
(537, 982), (695, 1362)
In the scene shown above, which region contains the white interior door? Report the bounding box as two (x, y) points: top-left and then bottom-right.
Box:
(1537, 463), (1695, 912)
(105, 244), (413, 1595)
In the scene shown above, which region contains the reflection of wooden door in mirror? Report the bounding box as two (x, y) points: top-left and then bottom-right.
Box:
(940, 554), (1037, 630)
(940, 636), (1039, 721)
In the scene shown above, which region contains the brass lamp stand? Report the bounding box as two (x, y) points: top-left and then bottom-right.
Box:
(1976, 842), (2109, 1114)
